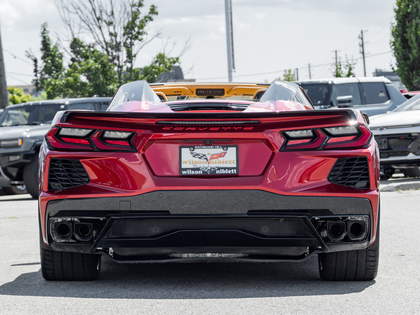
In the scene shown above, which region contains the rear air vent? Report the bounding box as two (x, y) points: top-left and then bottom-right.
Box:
(48, 159), (90, 191)
(328, 157), (370, 189)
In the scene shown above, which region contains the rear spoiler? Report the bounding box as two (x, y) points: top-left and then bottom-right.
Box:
(60, 109), (359, 129)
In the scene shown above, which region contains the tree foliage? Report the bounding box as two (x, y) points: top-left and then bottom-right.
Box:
(282, 69), (295, 81)
(26, 23), (65, 94)
(8, 86), (30, 104)
(332, 55), (356, 78)
(391, 0), (420, 90)
(55, 0), (160, 81)
(27, 1), (180, 100)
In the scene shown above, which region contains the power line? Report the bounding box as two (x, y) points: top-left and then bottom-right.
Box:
(4, 49), (32, 65)
(5, 73), (30, 85)
(6, 71), (33, 77)
(196, 51), (393, 81)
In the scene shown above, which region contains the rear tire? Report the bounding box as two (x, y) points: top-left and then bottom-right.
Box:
(40, 247), (101, 281)
(380, 167), (395, 180)
(39, 212), (101, 281)
(2, 185), (27, 195)
(318, 211), (380, 281)
(23, 155), (39, 199)
(401, 167), (420, 178)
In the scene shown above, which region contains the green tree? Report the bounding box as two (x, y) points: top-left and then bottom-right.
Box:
(344, 55), (357, 77)
(391, 0), (420, 90)
(332, 56), (356, 78)
(26, 23), (65, 94)
(7, 86), (30, 104)
(139, 53), (179, 83)
(282, 69), (295, 81)
(333, 60), (345, 78)
(27, 1), (181, 99)
(56, 0), (163, 82)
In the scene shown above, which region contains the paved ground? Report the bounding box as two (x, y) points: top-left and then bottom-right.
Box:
(0, 179), (419, 314)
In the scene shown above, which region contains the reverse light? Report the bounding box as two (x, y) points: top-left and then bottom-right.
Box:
(0, 138), (23, 148)
(103, 131), (132, 139)
(284, 129), (314, 139)
(59, 128), (93, 137)
(324, 126), (358, 136)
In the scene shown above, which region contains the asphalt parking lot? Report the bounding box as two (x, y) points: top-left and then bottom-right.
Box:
(0, 176), (419, 314)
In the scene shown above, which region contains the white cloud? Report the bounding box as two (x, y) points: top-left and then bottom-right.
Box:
(1, 0), (397, 86)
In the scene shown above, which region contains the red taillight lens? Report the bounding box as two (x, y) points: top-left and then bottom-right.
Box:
(281, 129), (326, 150)
(281, 125), (371, 150)
(91, 131), (134, 151)
(46, 128), (136, 151)
(46, 128), (95, 151)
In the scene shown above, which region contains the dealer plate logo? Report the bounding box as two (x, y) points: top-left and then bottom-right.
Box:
(179, 145), (239, 175)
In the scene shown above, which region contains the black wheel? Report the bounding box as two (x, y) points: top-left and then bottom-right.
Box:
(318, 211), (380, 281)
(2, 185), (27, 195)
(401, 167), (420, 178)
(39, 211), (101, 281)
(23, 155), (39, 199)
(380, 167), (395, 180)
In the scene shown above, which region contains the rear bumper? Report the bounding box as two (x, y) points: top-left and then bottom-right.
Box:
(44, 190), (376, 262)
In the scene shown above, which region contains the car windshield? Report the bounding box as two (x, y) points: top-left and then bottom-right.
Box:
(299, 83), (331, 105)
(0, 104), (64, 127)
(394, 93), (420, 112)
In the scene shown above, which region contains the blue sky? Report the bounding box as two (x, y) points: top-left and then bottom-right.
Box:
(0, 0), (397, 86)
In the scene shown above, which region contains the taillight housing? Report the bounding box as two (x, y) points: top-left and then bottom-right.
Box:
(281, 125), (371, 150)
(46, 127), (136, 151)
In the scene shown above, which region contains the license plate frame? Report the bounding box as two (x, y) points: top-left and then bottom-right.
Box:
(179, 145), (239, 176)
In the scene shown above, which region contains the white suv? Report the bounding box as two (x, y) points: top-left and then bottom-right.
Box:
(296, 77), (407, 117)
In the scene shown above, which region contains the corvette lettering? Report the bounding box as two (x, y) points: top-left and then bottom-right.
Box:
(162, 126), (254, 131)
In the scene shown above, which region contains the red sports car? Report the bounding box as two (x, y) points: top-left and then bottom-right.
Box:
(38, 80), (380, 281)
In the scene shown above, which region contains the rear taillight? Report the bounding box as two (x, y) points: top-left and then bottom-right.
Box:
(281, 125), (371, 150)
(46, 127), (136, 151)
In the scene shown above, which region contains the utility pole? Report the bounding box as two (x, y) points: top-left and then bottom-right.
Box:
(224, 0), (235, 82)
(295, 68), (299, 81)
(308, 63), (311, 79)
(359, 30), (367, 77)
(0, 25), (8, 109)
(335, 50), (338, 69)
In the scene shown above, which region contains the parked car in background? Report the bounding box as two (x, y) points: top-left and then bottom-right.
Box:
(0, 97), (111, 198)
(296, 77), (406, 117)
(401, 90), (420, 99)
(370, 93), (420, 179)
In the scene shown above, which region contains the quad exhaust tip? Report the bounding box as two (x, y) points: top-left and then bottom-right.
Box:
(324, 218), (368, 242)
(327, 221), (346, 241)
(51, 220), (93, 242)
(347, 220), (368, 241)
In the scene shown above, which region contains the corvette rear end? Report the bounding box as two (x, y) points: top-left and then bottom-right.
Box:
(38, 81), (380, 281)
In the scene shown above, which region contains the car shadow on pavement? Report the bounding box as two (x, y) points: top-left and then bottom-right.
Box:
(0, 256), (375, 299)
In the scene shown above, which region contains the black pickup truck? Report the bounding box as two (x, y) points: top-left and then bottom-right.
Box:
(0, 97), (111, 198)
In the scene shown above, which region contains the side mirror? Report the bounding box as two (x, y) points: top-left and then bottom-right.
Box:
(336, 95), (353, 105)
(362, 113), (370, 125)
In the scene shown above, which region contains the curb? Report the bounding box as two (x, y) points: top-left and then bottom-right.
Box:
(380, 180), (420, 192)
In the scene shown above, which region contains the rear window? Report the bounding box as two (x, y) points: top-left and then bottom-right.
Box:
(68, 103), (95, 110)
(361, 82), (390, 104)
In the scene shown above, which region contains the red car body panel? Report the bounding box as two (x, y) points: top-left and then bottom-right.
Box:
(38, 81), (380, 274)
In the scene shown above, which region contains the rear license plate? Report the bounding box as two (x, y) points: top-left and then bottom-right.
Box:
(180, 145), (239, 175)
(376, 138), (388, 150)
